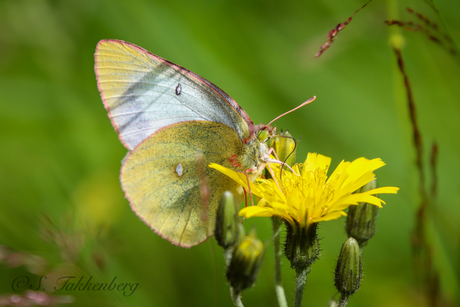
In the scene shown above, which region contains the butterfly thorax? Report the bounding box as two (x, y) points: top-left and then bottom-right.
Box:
(238, 137), (269, 181)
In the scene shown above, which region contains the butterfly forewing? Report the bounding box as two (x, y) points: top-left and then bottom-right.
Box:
(95, 40), (253, 150)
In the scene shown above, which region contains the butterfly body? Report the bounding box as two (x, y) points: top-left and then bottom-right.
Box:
(95, 40), (268, 247)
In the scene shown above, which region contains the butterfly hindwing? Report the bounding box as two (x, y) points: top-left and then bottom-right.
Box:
(120, 121), (245, 247)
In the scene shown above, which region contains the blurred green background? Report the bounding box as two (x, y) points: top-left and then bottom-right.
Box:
(1, 0), (459, 306)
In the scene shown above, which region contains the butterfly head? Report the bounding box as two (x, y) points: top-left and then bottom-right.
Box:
(255, 124), (276, 143)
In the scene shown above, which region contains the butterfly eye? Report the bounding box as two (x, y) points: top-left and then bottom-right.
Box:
(258, 129), (269, 142)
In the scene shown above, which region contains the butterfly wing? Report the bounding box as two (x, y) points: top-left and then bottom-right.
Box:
(121, 121), (245, 247)
(95, 39), (254, 150)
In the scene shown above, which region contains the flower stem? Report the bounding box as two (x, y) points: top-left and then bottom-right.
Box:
(272, 217), (288, 307)
(294, 267), (309, 307)
(337, 293), (350, 307)
(225, 248), (233, 268)
(230, 287), (244, 307)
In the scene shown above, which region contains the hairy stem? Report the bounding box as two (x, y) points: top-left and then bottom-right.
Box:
(272, 217), (288, 307)
(337, 293), (350, 307)
(230, 287), (244, 307)
(294, 267), (308, 307)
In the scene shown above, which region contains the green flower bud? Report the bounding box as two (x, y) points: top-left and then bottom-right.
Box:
(346, 179), (379, 247)
(226, 228), (264, 292)
(334, 237), (362, 296)
(215, 191), (240, 249)
(269, 130), (296, 168)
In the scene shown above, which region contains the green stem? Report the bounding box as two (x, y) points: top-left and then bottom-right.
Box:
(294, 267), (309, 307)
(337, 293), (350, 307)
(272, 217), (288, 307)
(227, 248), (243, 307)
(230, 287), (244, 307)
(225, 248), (233, 268)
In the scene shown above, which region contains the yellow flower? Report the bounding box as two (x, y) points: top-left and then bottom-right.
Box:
(209, 153), (399, 230)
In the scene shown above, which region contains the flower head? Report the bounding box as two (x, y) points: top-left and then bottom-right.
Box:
(226, 228), (265, 292)
(210, 153), (399, 231)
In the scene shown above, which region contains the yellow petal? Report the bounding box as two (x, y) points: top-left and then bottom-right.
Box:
(239, 206), (275, 218)
(364, 187), (400, 194)
(209, 163), (247, 188)
(314, 211), (346, 223)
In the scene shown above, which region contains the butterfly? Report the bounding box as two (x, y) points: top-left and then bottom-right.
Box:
(94, 40), (275, 247)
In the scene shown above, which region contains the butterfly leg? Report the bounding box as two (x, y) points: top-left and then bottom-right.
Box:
(266, 147), (299, 175)
(244, 169), (255, 206)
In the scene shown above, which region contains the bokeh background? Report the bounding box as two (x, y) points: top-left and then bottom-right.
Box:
(1, 0), (459, 306)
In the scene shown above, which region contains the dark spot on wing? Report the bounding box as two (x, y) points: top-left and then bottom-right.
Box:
(115, 61), (182, 135)
(176, 83), (182, 95)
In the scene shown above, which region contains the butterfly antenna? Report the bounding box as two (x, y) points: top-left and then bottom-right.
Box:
(267, 96), (316, 127)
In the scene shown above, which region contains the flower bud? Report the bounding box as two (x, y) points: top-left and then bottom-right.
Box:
(334, 237), (362, 296)
(269, 130), (296, 168)
(226, 228), (264, 292)
(346, 179), (379, 247)
(215, 191), (240, 249)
